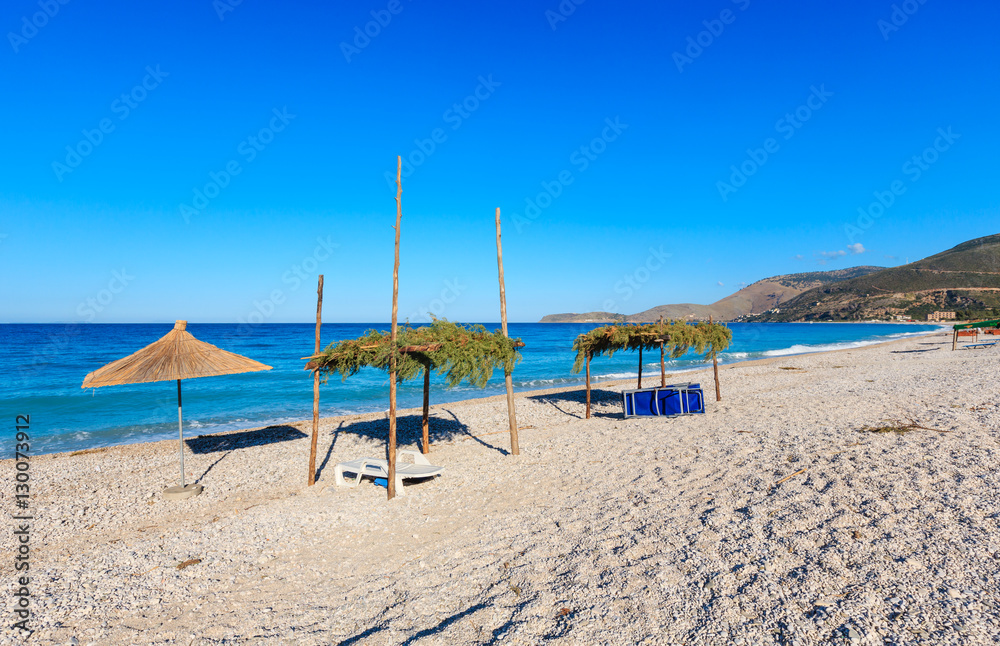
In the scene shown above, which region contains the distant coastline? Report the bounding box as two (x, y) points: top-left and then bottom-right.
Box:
(543, 236), (1000, 323)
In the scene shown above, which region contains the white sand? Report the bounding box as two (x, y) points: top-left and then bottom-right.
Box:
(3, 330), (1000, 645)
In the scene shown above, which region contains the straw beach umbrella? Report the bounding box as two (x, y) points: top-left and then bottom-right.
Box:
(81, 320), (272, 500)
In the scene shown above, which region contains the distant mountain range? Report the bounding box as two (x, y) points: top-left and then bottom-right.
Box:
(539, 267), (883, 323)
(540, 233), (1000, 323)
(748, 234), (1000, 322)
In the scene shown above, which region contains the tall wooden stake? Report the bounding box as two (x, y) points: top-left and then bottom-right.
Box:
(421, 361), (430, 454)
(585, 352), (591, 419)
(387, 157), (402, 499)
(660, 342), (666, 387)
(495, 207), (520, 456)
(308, 275), (324, 486)
(637, 345), (643, 389)
(710, 315), (721, 402)
(952, 329), (958, 351)
(659, 315), (666, 387)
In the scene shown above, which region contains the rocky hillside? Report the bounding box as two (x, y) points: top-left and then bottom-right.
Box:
(539, 267), (883, 323)
(748, 234), (1000, 321)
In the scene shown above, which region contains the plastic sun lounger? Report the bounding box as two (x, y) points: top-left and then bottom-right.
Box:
(962, 342), (998, 349)
(333, 450), (444, 496)
(621, 382), (705, 418)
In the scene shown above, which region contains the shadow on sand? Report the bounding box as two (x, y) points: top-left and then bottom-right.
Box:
(526, 387), (622, 419)
(314, 411), (509, 481)
(184, 410), (512, 483)
(185, 425), (307, 454)
(186, 425), (308, 484)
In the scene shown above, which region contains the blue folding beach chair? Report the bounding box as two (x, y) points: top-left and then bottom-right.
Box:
(621, 382), (705, 418)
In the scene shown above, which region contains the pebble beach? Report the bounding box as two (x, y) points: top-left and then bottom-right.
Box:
(3, 329), (999, 645)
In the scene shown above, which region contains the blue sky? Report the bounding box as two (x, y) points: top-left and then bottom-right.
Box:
(1, 0), (998, 323)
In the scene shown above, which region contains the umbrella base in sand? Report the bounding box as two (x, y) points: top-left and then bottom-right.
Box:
(162, 484), (204, 500)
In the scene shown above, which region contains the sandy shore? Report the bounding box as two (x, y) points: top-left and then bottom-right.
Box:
(3, 330), (1000, 645)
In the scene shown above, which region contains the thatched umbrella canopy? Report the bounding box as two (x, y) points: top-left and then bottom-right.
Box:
(82, 320), (272, 499)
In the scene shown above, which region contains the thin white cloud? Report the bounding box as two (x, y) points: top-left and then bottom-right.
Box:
(818, 250), (847, 259)
(847, 243), (866, 255)
(792, 254), (805, 261)
(717, 281), (724, 287)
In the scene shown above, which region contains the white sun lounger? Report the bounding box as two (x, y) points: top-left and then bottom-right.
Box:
(333, 450), (444, 495)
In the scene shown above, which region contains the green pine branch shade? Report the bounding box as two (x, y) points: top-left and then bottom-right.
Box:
(570, 321), (732, 373)
(305, 318), (523, 389)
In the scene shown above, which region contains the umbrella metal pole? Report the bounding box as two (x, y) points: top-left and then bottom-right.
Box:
(177, 379), (185, 488)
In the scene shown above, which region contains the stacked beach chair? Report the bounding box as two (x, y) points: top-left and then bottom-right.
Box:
(621, 382), (705, 418)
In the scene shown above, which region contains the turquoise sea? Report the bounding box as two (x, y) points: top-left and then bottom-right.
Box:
(1, 322), (943, 455)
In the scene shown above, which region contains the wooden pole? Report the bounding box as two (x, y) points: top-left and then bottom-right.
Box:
(637, 345), (643, 389)
(421, 361), (430, 454)
(710, 315), (721, 402)
(495, 207), (520, 456)
(308, 275), (324, 486)
(952, 329), (958, 351)
(660, 342), (666, 387)
(659, 315), (666, 388)
(585, 352), (591, 419)
(387, 156), (402, 500)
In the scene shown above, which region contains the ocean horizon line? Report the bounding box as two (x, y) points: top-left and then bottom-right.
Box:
(4, 322), (943, 456)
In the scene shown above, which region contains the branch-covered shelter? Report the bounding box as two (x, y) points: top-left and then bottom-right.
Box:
(305, 318), (523, 452)
(571, 320), (732, 418)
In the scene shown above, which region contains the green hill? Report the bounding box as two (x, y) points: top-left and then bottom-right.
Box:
(628, 267), (883, 322)
(748, 234), (1000, 322)
(539, 267), (884, 323)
